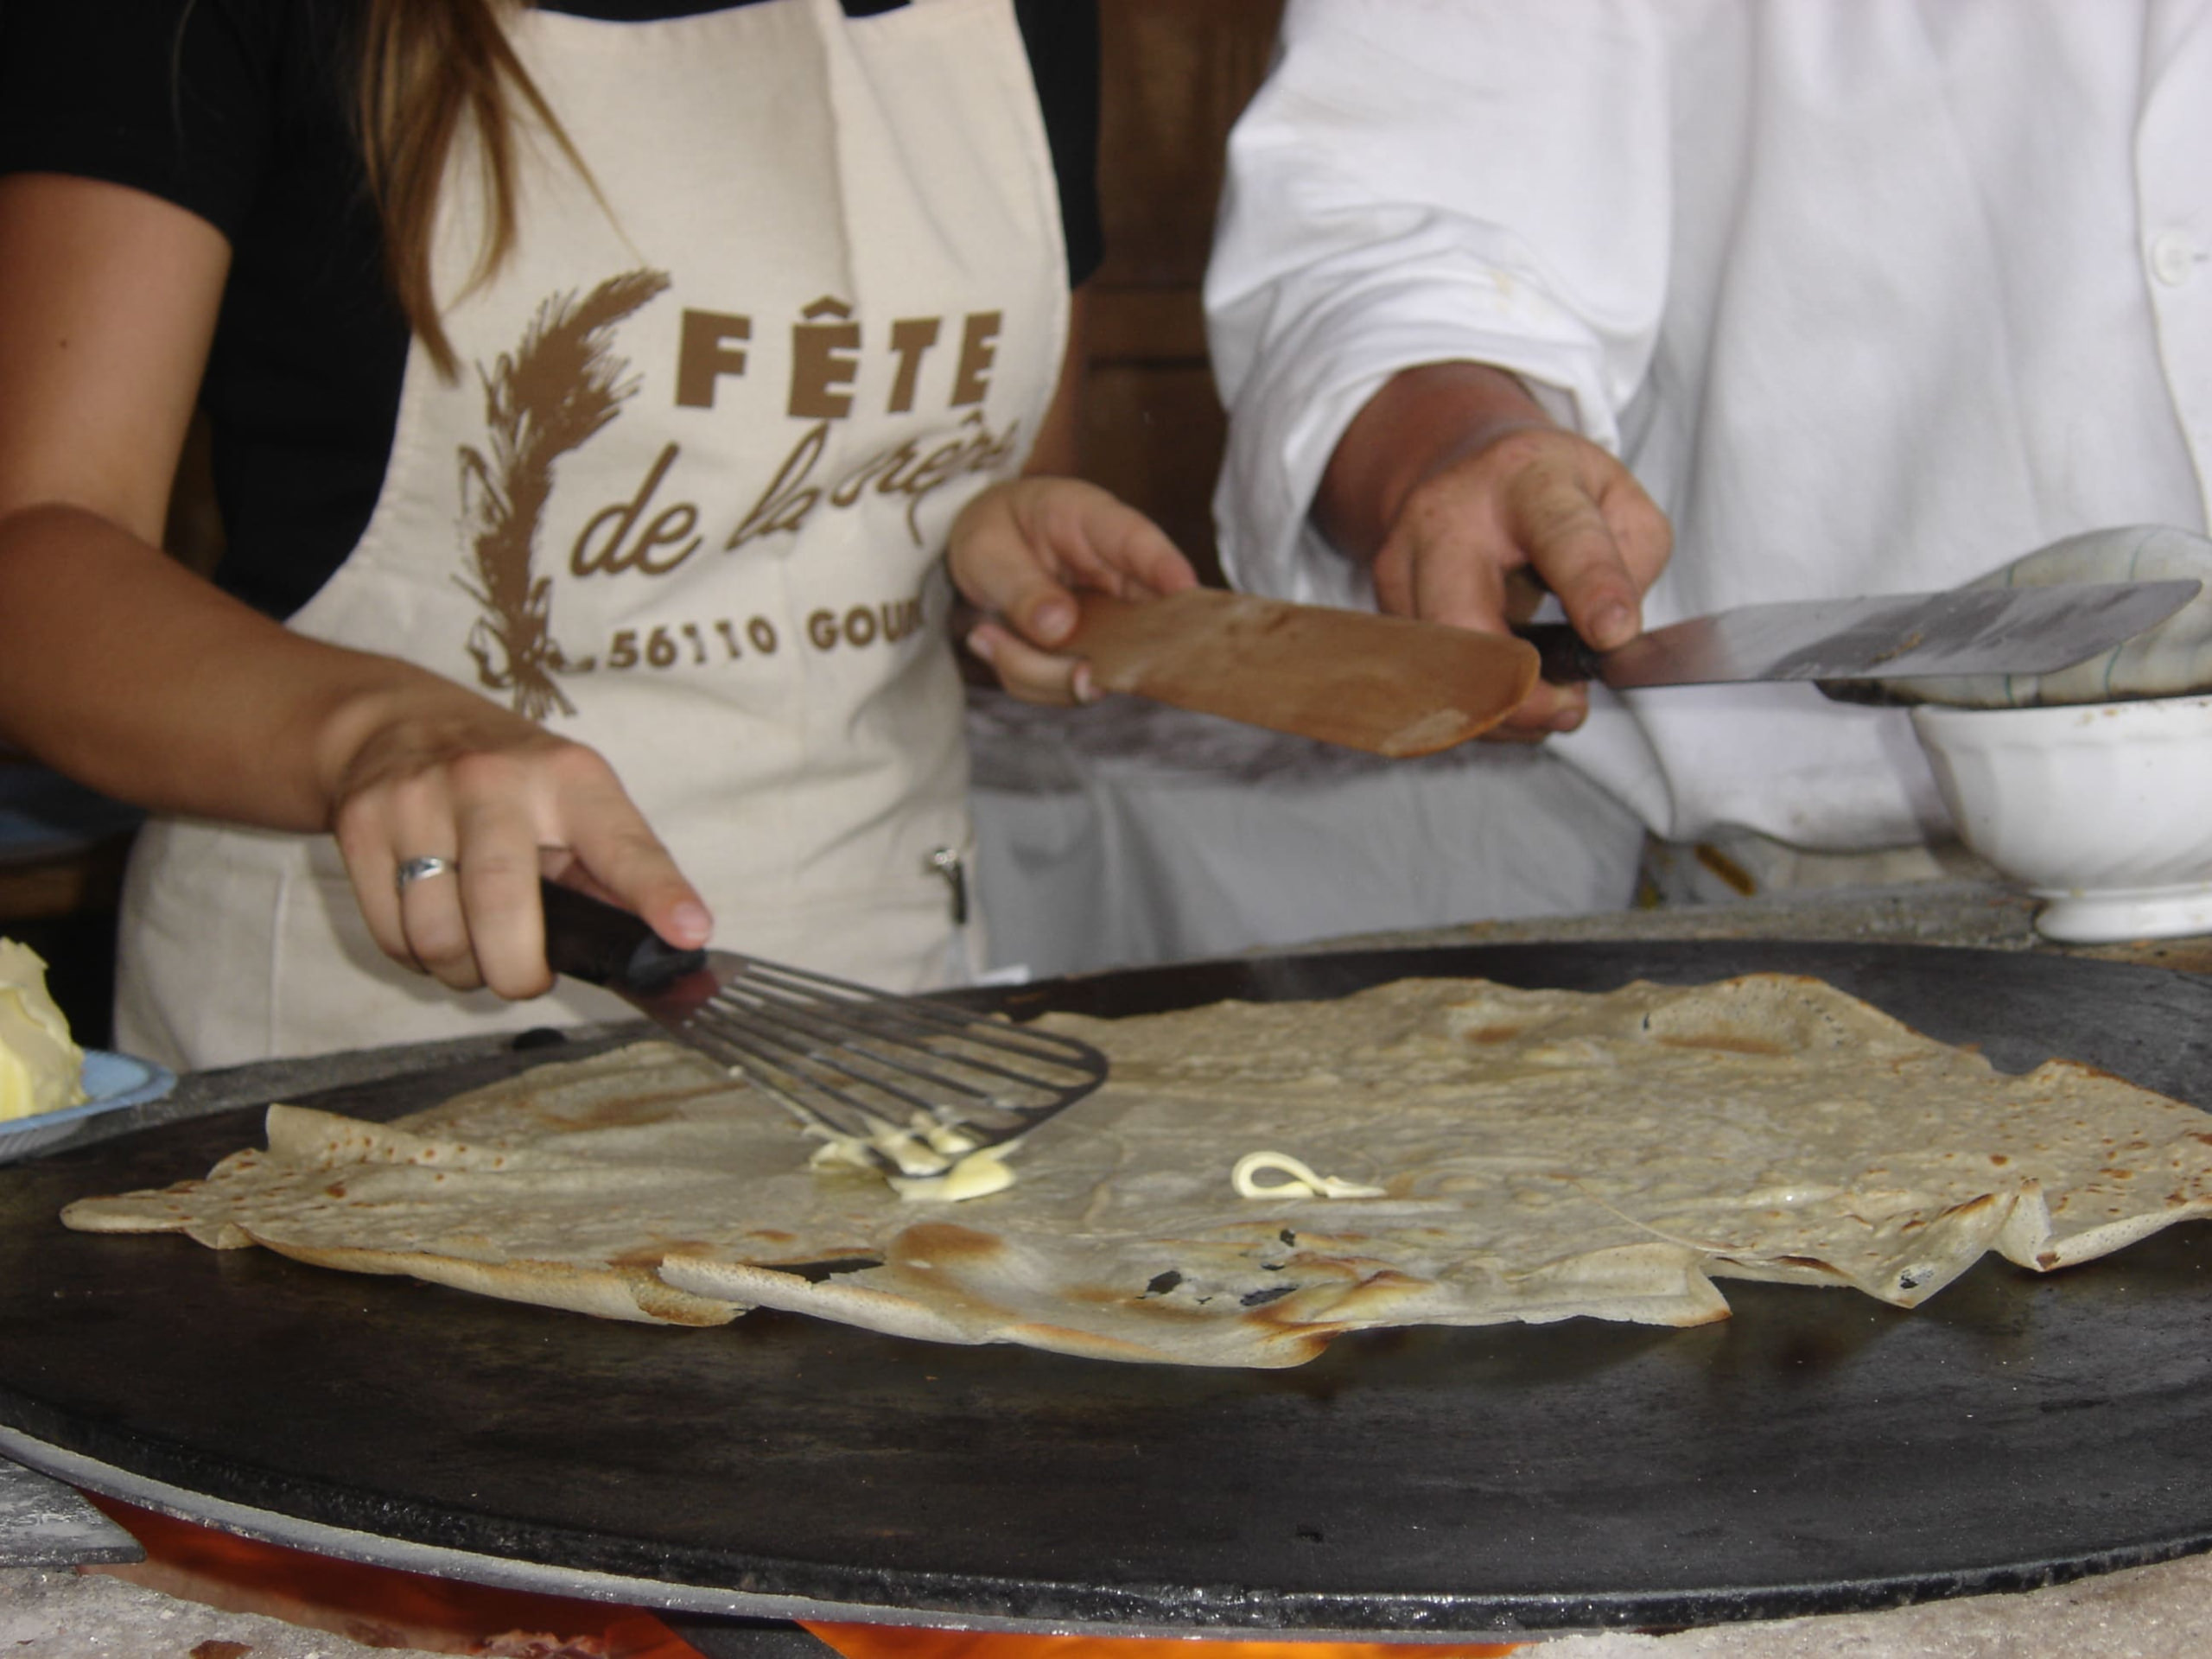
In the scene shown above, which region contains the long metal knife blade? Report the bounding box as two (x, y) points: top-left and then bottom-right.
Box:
(1523, 579), (2201, 688)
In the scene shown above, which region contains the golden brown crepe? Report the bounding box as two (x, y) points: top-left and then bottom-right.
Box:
(63, 974), (2212, 1367)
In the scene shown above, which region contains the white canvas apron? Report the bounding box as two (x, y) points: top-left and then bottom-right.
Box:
(118, 0), (1067, 1068)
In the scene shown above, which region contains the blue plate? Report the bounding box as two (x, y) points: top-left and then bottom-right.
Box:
(0, 1050), (178, 1164)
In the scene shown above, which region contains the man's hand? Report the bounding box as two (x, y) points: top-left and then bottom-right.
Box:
(1316, 362), (1671, 739)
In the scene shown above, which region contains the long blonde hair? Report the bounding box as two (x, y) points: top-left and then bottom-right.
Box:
(354, 0), (588, 378)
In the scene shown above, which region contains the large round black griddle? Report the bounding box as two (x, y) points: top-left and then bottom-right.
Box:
(4, 940), (2212, 1638)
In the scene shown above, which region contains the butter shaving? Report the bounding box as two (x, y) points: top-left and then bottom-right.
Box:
(1232, 1150), (1386, 1201)
(805, 1109), (1015, 1202)
(890, 1146), (1016, 1203)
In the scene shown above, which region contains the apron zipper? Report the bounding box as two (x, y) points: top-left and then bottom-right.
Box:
(926, 846), (969, 926)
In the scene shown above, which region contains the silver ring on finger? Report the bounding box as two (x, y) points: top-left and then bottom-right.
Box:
(396, 855), (457, 895)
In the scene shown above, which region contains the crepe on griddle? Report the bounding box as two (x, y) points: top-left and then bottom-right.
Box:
(61, 973), (2212, 1368)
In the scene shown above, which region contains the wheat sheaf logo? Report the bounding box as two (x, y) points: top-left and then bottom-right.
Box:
(458, 269), (671, 720)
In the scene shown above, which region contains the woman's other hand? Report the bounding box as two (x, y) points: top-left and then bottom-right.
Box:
(949, 476), (1198, 705)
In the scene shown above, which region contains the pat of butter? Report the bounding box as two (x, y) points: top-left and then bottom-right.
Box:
(890, 1146), (1015, 1204)
(804, 1110), (1018, 1203)
(0, 939), (86, 1122)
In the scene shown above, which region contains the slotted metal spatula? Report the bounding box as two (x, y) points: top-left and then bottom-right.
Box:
(538, 880), (1106, 1178)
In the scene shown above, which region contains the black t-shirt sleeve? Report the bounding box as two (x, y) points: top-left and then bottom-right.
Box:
(1014, 0), (1103, 288)
(0, 0), (282, 240)
(0, 0), (1103, 284)
(0, 0), (1105, 625)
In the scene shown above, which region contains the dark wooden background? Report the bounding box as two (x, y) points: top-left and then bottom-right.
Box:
(1079, 0), (1282, 583)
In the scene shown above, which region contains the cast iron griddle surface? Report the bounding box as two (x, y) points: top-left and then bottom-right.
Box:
(3, 942), (2211, 1636)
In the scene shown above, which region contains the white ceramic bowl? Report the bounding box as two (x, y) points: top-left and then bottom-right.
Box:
(1911, 695), (2212, 943)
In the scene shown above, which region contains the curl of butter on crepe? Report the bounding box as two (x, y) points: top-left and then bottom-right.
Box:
(0, 939), (87, 1121)
(1232, 1151), (1387, 1200)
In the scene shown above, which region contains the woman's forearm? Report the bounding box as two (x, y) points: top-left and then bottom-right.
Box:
(0, 502), (490, 831)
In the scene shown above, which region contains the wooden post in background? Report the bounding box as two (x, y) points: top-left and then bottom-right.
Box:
(1080, 0), (1284, 587)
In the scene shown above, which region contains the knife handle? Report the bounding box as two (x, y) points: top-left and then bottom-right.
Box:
(1512, 622), (1606, 685)
(539, 878), (706, 995)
